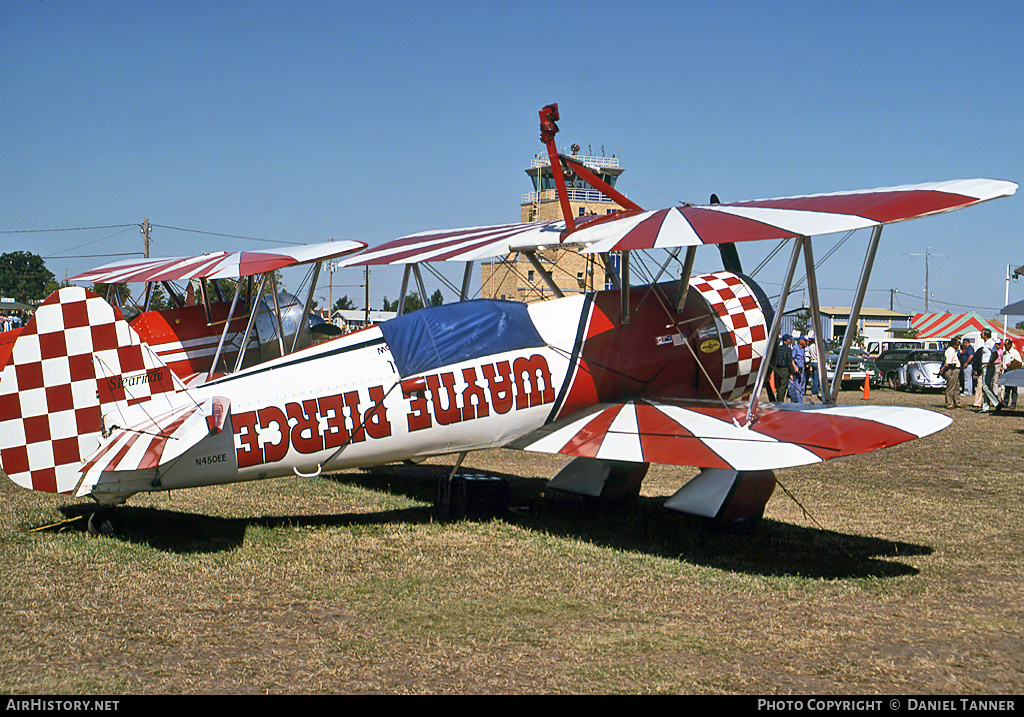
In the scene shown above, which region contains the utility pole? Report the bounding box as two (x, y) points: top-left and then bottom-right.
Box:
(906, 248), (945, 312)
(364, 266), (369, 325)
(890, 288), (898, 311)
(141, 218), (152, 310)
(327, 238), (334, 319)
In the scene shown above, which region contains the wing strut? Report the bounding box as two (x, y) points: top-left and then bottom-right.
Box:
(268, 272), (287, 358)
(234, 274), (267, 373)
(828, 225), (883, 404)
(801, 237), (833, 403)
(207, 278), (245, 380)
(523, 250), (564, 299)
(459, 261), (474, 301)
(397, 265), (411, 316)
(675, 247), (697, 312)
(746, 237), (804, 426)
(292, 260), (322, 354)
(620, 250), (631, 325)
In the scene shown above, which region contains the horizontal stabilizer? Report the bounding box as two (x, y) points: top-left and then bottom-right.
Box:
(508, 399), (951, 472)
(77, 396), (230, 497)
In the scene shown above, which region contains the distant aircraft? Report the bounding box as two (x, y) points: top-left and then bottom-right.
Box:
(65, 240), (365, 381)
(0, 105), (1016, 534)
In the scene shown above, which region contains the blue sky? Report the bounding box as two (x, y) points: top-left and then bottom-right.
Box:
(2, 1), (1021, 317)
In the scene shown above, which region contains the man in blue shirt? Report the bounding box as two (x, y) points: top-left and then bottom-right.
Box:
(789, 335), (807, 403)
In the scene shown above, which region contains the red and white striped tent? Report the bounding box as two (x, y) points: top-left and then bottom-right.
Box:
(912, 312), (1024, 352)
(911, 311), (1002, 338)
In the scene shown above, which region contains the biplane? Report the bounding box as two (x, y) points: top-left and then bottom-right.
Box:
(63, 240), (366, 381)
(0, 104), (1016, 534)
(0, 241), (367, 381)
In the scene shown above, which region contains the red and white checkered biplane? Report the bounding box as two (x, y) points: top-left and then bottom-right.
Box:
(0, 105), (1016, 533)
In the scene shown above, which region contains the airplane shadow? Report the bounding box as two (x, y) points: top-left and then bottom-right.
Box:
(52, 462), (932, 579)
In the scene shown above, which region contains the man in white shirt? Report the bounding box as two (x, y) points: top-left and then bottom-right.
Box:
(979, 329), (1002, 411)
(941, 337), (962, 409)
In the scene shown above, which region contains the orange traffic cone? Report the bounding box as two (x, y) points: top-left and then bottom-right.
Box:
(862, 375), (870, 400)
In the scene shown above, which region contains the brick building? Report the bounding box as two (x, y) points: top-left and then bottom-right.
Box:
(480, 149), (628, 302)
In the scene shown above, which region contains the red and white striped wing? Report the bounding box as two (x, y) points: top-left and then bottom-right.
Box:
(578, 179), (1017, 253)
(511, 400), (951, 472)
(70, 239), (367, 284)
(338, 179), (1015, 266)
(337, 220), (568, 267)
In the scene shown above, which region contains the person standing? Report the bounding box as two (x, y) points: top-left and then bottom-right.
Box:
(940, 337), (962, 409)
(789, 335), (807, 403)
(959, 338), (975, 396)
(772, 334), (793, 403)
(979, 329), (1001, 411)
(806, 334), (820, 400)
(1000, 338), (1021, 409)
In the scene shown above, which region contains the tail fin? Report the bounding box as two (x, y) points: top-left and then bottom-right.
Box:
(0, 287), (185, 494)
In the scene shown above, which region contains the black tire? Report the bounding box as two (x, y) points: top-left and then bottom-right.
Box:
(87, 511), (114, 536)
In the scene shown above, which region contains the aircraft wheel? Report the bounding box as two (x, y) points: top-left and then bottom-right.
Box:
(87, 510), (115, 537)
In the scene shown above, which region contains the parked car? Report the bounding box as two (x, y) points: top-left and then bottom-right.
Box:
(875, 349), (916, 387)
(853, 348), (884, 388)
(824, 349), (879, 389)
(876, 349), (947, 390)
(895, 350), (946, 391)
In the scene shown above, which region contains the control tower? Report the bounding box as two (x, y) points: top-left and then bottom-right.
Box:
(481, 147), (629, 302)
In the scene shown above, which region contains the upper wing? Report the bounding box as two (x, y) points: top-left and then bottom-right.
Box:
(338, 179), (1016, 266)
(337, 220), (570, 267)
(575, 178), (1017, 253)
(508, 398), (951, 472)
(69, 239), (367, 284)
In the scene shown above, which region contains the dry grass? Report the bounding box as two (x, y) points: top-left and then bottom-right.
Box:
(1, 388), (1022, 694)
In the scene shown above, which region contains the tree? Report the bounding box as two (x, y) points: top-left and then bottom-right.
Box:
(333, 295), (356, 312)
(381, 293), (436, 315)
(1016, 320), (1024, 331)
(92, 282), (133, 307)
(791, 308), (811, 337)
(0, 251), (55, 304)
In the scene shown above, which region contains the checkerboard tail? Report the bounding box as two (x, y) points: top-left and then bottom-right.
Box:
(0, 287), (181, 494)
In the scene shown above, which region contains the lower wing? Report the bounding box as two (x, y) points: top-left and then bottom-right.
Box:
(508, 399), (951, 471)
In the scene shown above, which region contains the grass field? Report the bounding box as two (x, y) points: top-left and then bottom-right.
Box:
(1, 388), (1021, 694)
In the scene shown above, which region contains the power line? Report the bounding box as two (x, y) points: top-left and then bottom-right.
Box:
(0, 224), (138, 233)
(150, 223), (300, 245)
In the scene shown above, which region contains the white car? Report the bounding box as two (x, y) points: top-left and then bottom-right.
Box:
(894, 350), (946, 391)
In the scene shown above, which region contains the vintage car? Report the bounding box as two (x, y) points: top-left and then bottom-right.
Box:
(824, 348), (880, 389)
(895, 350), (947, 391)
(875, 349), (947, 391)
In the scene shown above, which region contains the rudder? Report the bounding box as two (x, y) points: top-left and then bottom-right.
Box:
(0, 287), (182, 494)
